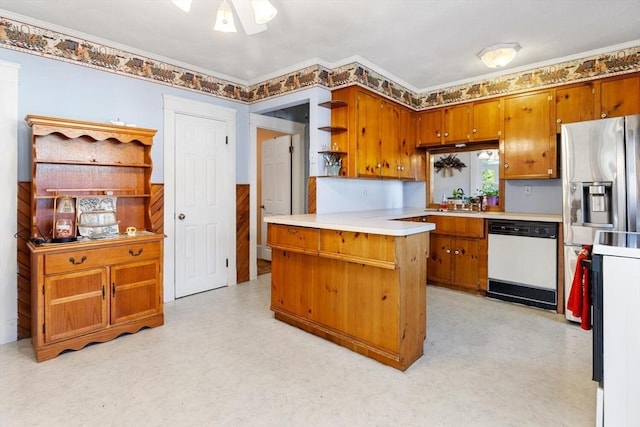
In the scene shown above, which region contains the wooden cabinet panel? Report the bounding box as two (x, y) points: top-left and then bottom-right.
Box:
(451, 237), (480, 289)
(428, 234), (453, 284)
(346, 263), (399, 352)
(428, 216), (484, 238)
(503, 90), (557, 179)
(270, 250), (313, 318)
(416, 109), (443, 147)
(355, 90), (382, 177)
(599, 74), (640, 119)
(380, 100), (400, 178)
(397, 107), (423, 180)
(555, 83), (595, 132)
(45, 242), (160, 274)
(44, 268), (108, 343)
(319, 229), (396, 268)
(267, 224), (319, 254)
(471, 99), (502, 141)
(111, 260), (161, 324)
(443, 104), (470, 143)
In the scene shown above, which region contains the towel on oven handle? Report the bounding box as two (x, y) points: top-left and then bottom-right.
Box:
(568, 245), (592, 330)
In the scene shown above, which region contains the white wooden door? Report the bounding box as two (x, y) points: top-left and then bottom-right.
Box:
(175, 113), (228, 297)
(261, 135), (292, 261)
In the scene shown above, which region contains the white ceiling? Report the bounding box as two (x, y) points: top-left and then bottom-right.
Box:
(0, 0), (639, 91)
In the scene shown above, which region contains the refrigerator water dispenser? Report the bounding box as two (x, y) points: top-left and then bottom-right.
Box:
(582, 182), (613, 227)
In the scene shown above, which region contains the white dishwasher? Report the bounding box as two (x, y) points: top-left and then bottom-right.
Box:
(487, 220), (558, 310)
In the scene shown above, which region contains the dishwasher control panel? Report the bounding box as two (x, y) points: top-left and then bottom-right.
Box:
(488, 220), (557, 239)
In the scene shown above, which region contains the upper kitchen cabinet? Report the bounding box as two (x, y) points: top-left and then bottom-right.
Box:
(555, 81), (596, 132)
(331, 85), (422, 180)
(471, 98), (502, 142)
(443, 104), (471, 143)
(417, 100), (501, 147)
(503, 90), (557, 179)
(597, 73), (640, 119)
(416, 109), (444, 147)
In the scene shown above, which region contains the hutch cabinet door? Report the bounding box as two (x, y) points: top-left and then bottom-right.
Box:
(44, 268), (108, 343)
(110, 260), (161, 325)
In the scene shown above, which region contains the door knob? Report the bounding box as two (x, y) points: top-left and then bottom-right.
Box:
(178, 213), (186, 220)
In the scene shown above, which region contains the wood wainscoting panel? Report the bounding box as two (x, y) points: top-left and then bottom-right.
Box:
(307, 177), (316, 214)
(236, 184), (250, 283)
(17, 182), (32, 338)
(150, 183), (164, 234)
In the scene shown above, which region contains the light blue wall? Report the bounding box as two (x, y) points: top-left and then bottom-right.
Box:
(505, 179), (563, 214)
(0, 48), (250, 183)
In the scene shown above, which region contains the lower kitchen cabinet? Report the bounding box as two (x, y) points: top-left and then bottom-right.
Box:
(29, 235), (164, 362)
(427, 216), (487, 293)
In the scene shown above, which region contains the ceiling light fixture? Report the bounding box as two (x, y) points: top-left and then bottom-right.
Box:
(251, 0), (278, 24)
(214, 0), (237, 32)
(171, 0), (192, 12)
(477, 42), (521, 68)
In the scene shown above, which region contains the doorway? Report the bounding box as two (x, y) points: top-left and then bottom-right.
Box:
(251, 112), (307, 277)
(163, 95), (237, 301)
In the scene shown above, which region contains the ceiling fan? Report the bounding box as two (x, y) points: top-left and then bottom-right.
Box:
(171, 0), (278, 35)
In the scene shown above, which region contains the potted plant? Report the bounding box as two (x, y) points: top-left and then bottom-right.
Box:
(481, 183), (499, 206)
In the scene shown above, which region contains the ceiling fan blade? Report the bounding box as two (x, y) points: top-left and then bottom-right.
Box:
(231, 0), (267, 35)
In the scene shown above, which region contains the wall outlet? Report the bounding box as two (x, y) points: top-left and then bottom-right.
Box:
(524, 186), (532, 196)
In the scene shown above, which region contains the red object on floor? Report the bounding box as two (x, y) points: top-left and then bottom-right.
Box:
(568, 245), (592, 330)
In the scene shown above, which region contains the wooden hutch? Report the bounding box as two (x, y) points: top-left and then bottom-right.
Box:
(26, 115), (165, 362)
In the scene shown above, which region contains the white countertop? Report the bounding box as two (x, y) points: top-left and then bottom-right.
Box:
(593, 230), (640, 259)
(265, 208), (562, 236)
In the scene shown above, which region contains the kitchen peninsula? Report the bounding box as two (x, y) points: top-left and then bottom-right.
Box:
(265, 210), (434, 370)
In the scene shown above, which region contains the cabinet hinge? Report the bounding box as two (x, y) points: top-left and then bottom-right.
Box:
(547, 95), (553, 102)
(42, 285), (45, 295)
(226, 258), (229, 268)
(289, 145), (293, 154)
(42, 323), (45, 334)
(225, 136), (229, 145)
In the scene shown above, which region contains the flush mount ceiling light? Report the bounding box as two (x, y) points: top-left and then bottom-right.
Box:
(478, 42), (521, 68)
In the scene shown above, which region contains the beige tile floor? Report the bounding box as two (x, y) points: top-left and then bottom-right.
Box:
(0, 275), (596, 427)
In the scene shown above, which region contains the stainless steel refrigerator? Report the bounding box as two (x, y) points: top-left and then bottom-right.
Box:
(561, 114), (640, 321)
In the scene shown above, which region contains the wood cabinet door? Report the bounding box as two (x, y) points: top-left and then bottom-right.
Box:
(443, 104), (470, 143)
(398, 107), (422, 179)
(356, 90), (382, 177)
(379, 100), (400, 178)
(471, 99), (502, 141)
(44, 268), (108, 343)
(270, 250), (312, 318)
(555, 83), (595, 132)
(111, 260), (161, 324)
(600, 74), (640, 119)
(346, 262), (399, 352)
(451, 238), (480, 291)
(428, 235), (452, 284)
(416, 109), (443, 147)
(503, 91), (557, 179)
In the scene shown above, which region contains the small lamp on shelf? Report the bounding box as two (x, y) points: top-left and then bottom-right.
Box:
(52, 196), (77, 243)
